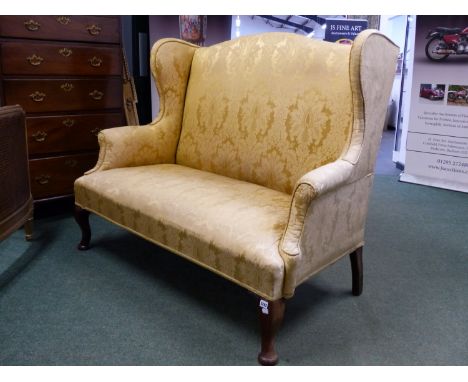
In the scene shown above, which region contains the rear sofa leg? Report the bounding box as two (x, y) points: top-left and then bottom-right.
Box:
(24, 214), (34, 241)
(74, 205), (91, 251)
(349, 246), (363, 296)
(257, 297), (285, 366)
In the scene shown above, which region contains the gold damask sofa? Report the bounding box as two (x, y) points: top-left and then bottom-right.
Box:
(74, 30), (398, 365)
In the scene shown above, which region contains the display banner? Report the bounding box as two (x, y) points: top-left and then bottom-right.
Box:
(400, 16), (468, 193)
(324, 19), (368, 44)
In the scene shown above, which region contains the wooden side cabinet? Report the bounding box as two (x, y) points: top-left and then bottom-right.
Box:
(0, 105), (33, 241)
(0, 16), (126, 201)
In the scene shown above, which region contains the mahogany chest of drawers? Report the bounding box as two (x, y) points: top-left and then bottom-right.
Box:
(0, 16), (126, 201)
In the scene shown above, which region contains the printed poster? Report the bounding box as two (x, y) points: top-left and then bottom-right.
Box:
(324, 18), (368, 44)
(400, 16), (468, 192)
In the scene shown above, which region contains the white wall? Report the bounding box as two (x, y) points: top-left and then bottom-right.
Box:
(394, 16), (416, 166)
(230, 16), (330, 40)
(379, 15), (416, 167)
(231, 16), (297, 39)
(379, 15), (407, 129)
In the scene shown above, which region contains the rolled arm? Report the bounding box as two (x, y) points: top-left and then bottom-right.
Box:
(280, 159), (354, 256)
(85, 120), (180, 174)
(278, 30), (399, 299)
(278, 159), (356, 298)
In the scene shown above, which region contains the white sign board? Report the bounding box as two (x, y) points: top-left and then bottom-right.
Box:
(400, 16), (468, 192)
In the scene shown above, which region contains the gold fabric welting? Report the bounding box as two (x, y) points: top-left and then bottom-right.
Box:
(176, 33), (353, 194)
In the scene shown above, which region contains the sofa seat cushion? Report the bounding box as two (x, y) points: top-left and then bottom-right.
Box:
(75, 164), (291, 299)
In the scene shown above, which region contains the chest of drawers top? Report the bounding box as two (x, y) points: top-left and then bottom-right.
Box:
(0, 16), (120, 44)
(0, 15), (123, 115)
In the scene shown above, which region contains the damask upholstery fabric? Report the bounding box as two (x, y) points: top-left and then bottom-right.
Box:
(74, 30), (399, 300)
(278, 31), (400, 297)
(348, 33), (400, 180)
(176, 33), (353, 194)
(86, 39), (197, 174)
(75, 164), (290, 299)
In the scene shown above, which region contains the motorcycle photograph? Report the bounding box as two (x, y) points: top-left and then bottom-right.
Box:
(425, 26), (468, 61)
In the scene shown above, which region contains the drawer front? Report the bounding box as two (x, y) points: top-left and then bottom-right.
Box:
(0, 16), (120, 44)
(1, 42), (122, 76)
(3, 78), (122, 113)
(29, 153), (98, 199)
(27, 113), (125, 155)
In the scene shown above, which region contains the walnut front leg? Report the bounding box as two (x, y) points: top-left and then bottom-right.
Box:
(74, 205), (91, 250)
(349, 246), (363, 296)
(257, 298), (285, 366)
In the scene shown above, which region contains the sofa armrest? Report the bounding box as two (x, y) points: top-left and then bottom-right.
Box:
(85, 121), (179, 174)
(281, 159), (354, 256)
(279, 159), (358, 297)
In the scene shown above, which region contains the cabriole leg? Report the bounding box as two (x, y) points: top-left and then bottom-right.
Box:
(349, 246), (363, 296)
(257, 297), (285, 366)
(74, 205), (91, 251)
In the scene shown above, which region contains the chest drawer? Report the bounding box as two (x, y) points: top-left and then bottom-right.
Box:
(27, 112), (125, 155)
(29, 152), (98, 199)
(1, 42), (122, 76)
(3, 78), (122, 113)
(0, 16), (120, 44)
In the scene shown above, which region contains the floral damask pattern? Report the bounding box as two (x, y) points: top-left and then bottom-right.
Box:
(86, 39), (198, 174)
(278, 31), (400, 297)
(176, 33), (354, 194)
(76, 164), (290, 299)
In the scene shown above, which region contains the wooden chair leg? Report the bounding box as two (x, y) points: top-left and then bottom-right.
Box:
(74, 205), (91, 250)
(349, 246), (363, 296)
(257, 297), (285, 366)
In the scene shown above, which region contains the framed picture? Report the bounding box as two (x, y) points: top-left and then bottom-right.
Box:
(179, 16), (207, 46)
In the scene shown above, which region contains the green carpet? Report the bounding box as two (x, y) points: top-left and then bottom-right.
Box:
(0, 175), (467, 365)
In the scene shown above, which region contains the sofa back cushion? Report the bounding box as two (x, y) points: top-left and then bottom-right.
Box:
(176, 33), (353, 194)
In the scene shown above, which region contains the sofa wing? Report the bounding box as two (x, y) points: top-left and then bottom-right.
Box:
(86, 39), (198, 174)
(279, 30), (399, 298)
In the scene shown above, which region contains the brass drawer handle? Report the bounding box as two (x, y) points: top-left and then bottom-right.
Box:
(89, 90), (104, 100)
(86, 24), (102, 36)
(88, 56), (103, 67)
(35, 175), (50, 185)
(56, 16), (71, 25)
(26, 54), (44, 66)
(62, 118), (75, 127)
(29, 91), (46, 102)
(65, 159), (78, 168)
(59, 47), (73, 57)
(91, 127), (102, 136)
(60, 83), (74, 92)
(32, 131), (48, 142)
(24, 19), (40, 31)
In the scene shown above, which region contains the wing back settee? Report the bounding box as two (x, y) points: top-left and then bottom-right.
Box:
(74, 30), (399, 365)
